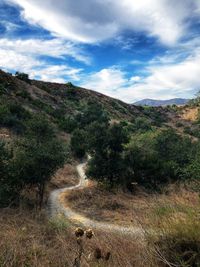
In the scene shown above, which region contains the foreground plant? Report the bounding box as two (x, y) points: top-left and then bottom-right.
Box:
(73, 227), (111, 266)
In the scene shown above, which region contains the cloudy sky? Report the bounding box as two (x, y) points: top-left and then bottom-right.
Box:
(0, 0), (200, 102)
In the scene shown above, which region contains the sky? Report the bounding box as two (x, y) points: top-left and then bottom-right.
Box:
(0, 0), (200, 103)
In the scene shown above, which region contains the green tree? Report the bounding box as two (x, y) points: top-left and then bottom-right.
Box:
(76, 102), (109, 129)
(185, 144), (200, 187)
(70, 129), (87, 158)
(59, 116), (77, 133)
(87, 122), (131, 187)
(0, 140), (14, 206)
(15, 72), (30, 83)
(125, 129), (194, 189)
(14, 115), (66, 207)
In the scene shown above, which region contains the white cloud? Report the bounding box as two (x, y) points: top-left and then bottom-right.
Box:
(81, 68), (126, 96)
(8, 0), (199, 45)
(0, 39), (83, 82)
(0, 38), (90, 64)
(130, 53), (200, 101)
(30, 65), (82, 83)
(80, 52), (200, 103)
(130, 76), (141, 82)
(0, 49), (40, 71)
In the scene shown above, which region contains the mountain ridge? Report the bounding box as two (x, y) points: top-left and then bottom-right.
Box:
(134, 98), (190, 107)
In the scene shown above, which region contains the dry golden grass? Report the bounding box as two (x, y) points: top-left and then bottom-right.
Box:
(181, 107), (199, 121)
(66, 183), (199, 228)
(1, 181), (199, 267)
(0, 208), (156, 267)
(50, 163), (79, 189)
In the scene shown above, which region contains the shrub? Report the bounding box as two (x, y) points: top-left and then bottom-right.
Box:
(59, 116), (77, 133)
(75, 101), (109, 128)
(0, 100), (31, 133)
(70, 129), (87, 158)
(41, 84), (51, 93)
(87, 122), (131, 188)
(13, 115), (67, 207)
(15, 72), (30, 83)
(31, 99), (45, 109)
(0, 141), (15, 207)
(66, 87), (77, 100)
(125, 129), (194, 189)
(16, 89), (31, 100)
(133, 117), (152, 132)
(0, 84), (6, 95)
(175, 122), (183, 128)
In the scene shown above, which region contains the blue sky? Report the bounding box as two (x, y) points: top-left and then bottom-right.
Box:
(0, 0), (200, 102)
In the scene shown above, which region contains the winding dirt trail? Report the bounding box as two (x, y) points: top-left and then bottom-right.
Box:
(48, 161), (144, 237)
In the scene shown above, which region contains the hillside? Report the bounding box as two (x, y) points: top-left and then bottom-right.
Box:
(134, 98), (189, 107)
(0, 69), (148, 123)
(1, 69), (200, 151)
(0, 70), (200, 267)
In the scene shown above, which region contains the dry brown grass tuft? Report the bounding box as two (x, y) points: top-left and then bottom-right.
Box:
(66, 183), (199, 228)
(181, 107), (199, 121)
(50, 163), (79, 189)
(0, 208), (155, 267)
(148, 212), (200, 267)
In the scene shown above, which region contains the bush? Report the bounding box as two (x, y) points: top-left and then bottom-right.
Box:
(185, 146), (200, 182)
(13, 115), (67, 207)
(70, 129), (87, 158)
(15, 72), (30, 83)
(16, 89), (31, 100)
(86, 122), (131, 188)
(31, 99), (45, 109)
(175, 122), (183, 128)
(133, 117), (152, 132)
(76, 102), (109, 128)
(0, 100), (31, 133)
(59, 116), (77, 133)
(66, 87), (77, 100)
(41, 84), (51, 93)
(0, 139), (24, 207)
(0, 84), (6, 95)
(125, 129), (194, 189)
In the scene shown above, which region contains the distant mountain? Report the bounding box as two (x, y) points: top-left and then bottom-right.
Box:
(134, 98), (190, 107)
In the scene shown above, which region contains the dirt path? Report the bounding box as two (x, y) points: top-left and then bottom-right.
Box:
(48, 161), (144, 237)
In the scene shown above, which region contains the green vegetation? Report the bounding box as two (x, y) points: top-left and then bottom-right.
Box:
(0, 70), (200, 267)
(1, 69), (199, 199)
(71, 129), (87, 158)
(0, 99), (31, 133)
(87, 122), (131, 187)
(0, 114), (67, 208)
(125, 129), (195, 189)
(67, 100), (200, 191)
(15, 71), (30, 83)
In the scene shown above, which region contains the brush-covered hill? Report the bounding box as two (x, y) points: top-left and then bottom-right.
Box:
(0, 70), (171, 136)
(0, 69), (144, 119)
(1, 69), (200, 141)
(1, 69), (200, 142)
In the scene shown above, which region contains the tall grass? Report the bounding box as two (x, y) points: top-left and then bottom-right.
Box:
(148, 211), (200, 267)
(0, 208), (151, 267)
